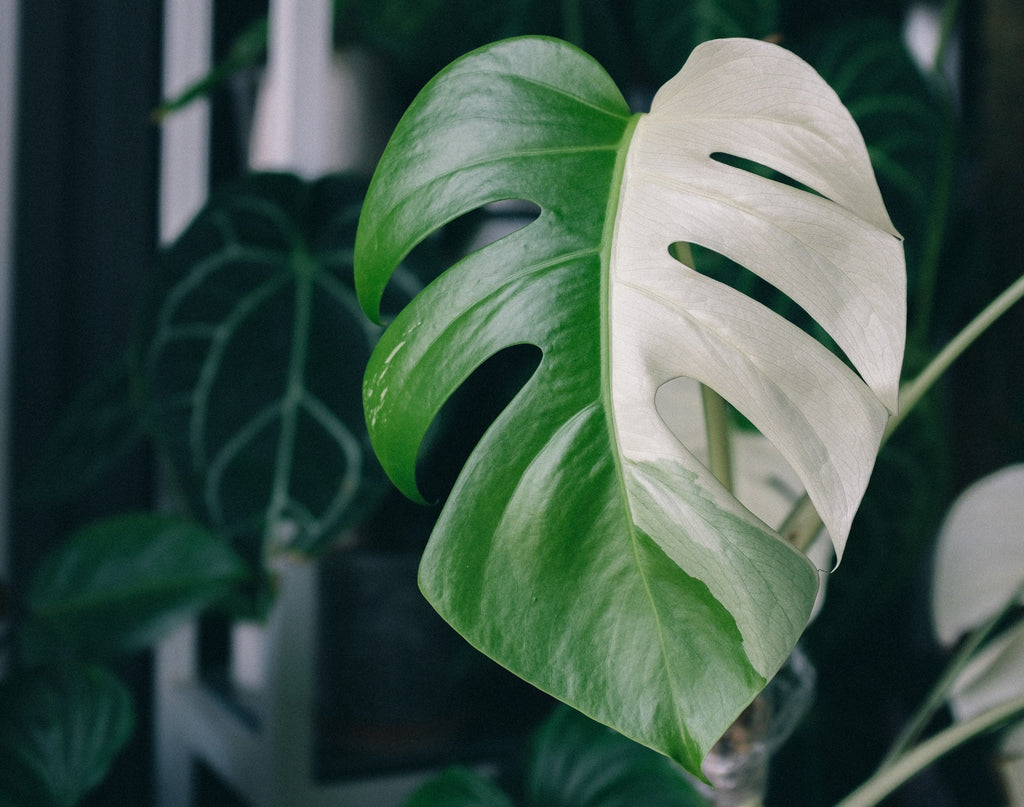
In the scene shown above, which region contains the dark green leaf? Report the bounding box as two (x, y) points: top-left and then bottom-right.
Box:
(135, 173), (402, 564)
(525, 707), (708, 807)
(22, 514), (247, 663)
(402, 767), (515, 807)
(0, 665), (133, 807)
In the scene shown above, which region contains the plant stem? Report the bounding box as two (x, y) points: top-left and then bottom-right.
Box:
(878, 579), (1024, 768)
(776, 270), (1024, 549)
(886, 270), (1024, 441)
(778, 492), (821, 553)
(835, 692), (1024, 807)
(701, 384), (734, 493)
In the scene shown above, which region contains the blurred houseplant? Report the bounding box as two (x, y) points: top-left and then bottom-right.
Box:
(6, 0), (1024, 804)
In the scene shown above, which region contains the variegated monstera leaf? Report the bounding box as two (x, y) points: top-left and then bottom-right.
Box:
(355, 36), (904, 775)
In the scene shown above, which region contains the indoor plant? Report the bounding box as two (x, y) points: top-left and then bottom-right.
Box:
(352, 29), (1024, 803)
(8, 2), (1022, 803)
(0, 513), (248, 807)
(355, 31), (906, 777)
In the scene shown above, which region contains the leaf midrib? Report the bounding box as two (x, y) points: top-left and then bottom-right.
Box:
(600, 112), (691, 747)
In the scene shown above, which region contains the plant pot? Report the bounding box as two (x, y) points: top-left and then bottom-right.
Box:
(313, 547), (551, 778)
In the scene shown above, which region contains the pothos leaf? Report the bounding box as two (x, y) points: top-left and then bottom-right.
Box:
(355, 36), (904, 774)
(21, 514), (248, 664)
(0, 665), (133, 807)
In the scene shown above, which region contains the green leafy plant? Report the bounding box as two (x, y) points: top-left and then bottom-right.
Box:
(403, 705), (708, 806)
(355, 33), (904, 776)
(354, 28), (1024, 801)
(134, 173), (400, 581)
(0, 514), (247, 807)
(17, 3), (1023, 803)
(6, 173), (405, 804)
(833, 463), (1024, 806)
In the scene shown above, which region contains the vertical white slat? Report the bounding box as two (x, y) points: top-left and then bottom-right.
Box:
(249, 0), (383, 177)
(158, 0), (213, 243)
(0, 0), (19, 664)
(246, 2), (393, 800)
(154, 3), (212, 806)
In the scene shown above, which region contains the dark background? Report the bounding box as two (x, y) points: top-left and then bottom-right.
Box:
(8, 1), (1023, 804)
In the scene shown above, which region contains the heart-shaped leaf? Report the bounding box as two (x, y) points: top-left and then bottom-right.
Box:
(136, 173), (402, 565)
(21, 514), (248, 663)
(356, 36), (904, 773)
(0, 665), (133, 807)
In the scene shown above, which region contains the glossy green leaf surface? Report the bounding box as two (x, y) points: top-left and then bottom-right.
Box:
(356, 36), (904, 773)
(0, 665), (133, 807)
(22, 514), (247, 663)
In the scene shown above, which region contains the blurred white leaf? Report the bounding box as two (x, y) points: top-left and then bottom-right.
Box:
(932, 464), (1024, 646)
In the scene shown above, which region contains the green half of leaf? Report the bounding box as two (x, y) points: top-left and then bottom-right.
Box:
(356, 36), (903, 774)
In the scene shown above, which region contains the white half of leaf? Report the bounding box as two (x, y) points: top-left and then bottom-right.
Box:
(612, 38), (904, 566)
(656, 377), (832, 621)
(932, 464), (1024, 646)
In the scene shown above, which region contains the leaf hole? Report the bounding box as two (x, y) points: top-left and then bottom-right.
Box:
(401, 200), (543, 287)
(668, 242), (855, 375)
(416, 343), (543, 505)
(709, 152), (829, 201)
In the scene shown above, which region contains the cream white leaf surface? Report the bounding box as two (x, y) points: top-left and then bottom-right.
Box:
(619, 40), (904, 567)
(932, 464), (1024, 646)
(948, 621), (1024, 724)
